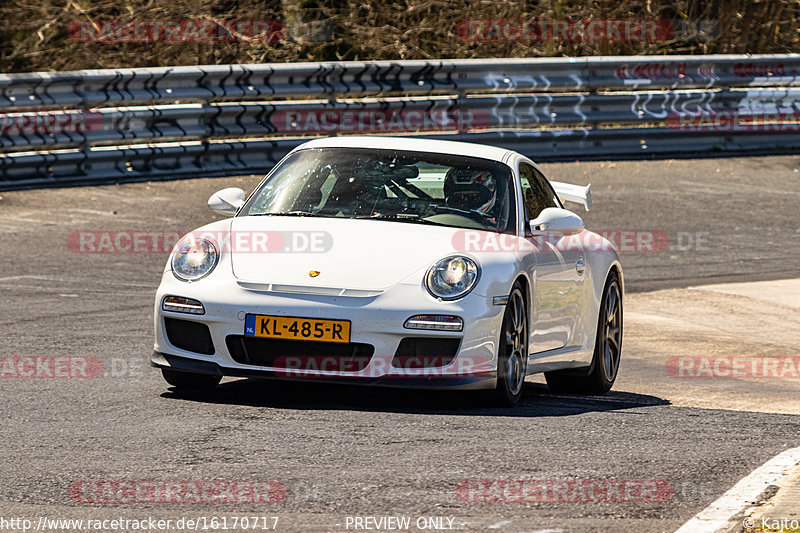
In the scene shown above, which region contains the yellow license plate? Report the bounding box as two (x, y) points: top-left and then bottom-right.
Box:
(244, 314), (351, 343)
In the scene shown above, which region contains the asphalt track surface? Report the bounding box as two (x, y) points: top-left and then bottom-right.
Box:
(0, 154), (799, 532)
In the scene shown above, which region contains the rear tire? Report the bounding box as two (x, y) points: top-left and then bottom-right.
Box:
(161, 368), (222, 390)
(545, 270), (622, 395)
(488, 283), (528, 406)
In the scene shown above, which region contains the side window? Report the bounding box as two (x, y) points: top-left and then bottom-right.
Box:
(519, 162), (557, 221)
(534, 166), (562, 209)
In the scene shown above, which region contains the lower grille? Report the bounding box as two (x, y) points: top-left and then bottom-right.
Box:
(164, 318), (215, 355)
(392, 337), (461, 368)
(226, 335), (374, 371)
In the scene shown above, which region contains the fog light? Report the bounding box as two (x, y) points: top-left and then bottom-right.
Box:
(403, 315), (463, 331)
(162, 296), (205, 315)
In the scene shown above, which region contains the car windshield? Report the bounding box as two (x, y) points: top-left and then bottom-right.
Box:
(240, 147), (516, 233)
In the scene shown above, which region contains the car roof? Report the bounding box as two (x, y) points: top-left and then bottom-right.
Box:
(290, 136), (516, 164)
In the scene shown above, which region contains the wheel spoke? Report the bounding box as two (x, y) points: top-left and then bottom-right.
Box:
(509, 350), (524, 394)
(516, 296), (526, 337)
(514, 296), (523, 330)
(605, 344), (616, 378)
(607, 329), (620, 351)
(607, 290), (617, 323)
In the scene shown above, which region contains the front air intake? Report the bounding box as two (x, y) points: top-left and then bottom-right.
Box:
(164, 318), (215, 355)
(392, 337), (461, 368)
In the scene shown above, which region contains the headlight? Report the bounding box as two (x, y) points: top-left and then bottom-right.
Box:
(425, 256), (480, 300)
(171, 235), (219, 282)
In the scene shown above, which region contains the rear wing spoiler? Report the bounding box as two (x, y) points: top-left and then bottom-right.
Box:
(550, 181), (592, 212)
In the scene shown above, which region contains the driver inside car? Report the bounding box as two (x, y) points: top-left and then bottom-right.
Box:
(444, 168), (497, 216)
(326, 173), (380, 215)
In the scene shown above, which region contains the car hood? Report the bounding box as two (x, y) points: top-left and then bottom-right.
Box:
(228, 216), (472, 291)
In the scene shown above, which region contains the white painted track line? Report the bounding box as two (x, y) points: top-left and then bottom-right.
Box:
(674, 446), (800, 533)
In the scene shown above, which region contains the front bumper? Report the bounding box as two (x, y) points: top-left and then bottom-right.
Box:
(153, 273), (505, 390)
(151, 352), (497, 390)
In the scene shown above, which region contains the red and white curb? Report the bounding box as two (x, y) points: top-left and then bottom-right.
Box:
(674, 446), (800, 533)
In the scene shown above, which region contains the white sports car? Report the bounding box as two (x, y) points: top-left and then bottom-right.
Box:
(152, 136), (623, 405)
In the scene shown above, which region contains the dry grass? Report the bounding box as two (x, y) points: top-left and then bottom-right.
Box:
(0, 0), (798, 73)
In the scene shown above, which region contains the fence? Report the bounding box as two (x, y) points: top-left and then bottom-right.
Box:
(1, 54), (799, 189)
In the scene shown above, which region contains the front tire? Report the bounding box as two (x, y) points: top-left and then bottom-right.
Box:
(489, 283), (528, 406)
(545, 270), (622, 395)
(161, 368), (222, 390)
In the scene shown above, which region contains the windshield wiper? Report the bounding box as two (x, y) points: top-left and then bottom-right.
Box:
(353, 214), (448, 227)
(251, 210), (320, 217)
(429, 204), (489, 219)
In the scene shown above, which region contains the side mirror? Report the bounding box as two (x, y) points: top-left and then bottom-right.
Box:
(530, 207), (584, 235)
(208, 187), (245, 216)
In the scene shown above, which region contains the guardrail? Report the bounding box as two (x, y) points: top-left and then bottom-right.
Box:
(2, 54), (800, 189)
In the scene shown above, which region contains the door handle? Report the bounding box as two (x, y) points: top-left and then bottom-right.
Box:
(575, 258), (585, 276)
